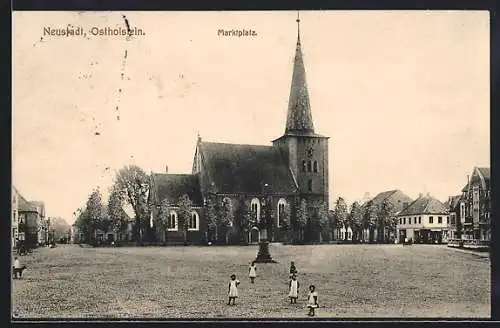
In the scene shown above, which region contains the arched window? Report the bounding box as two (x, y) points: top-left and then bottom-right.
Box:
(250, 198), (261, 222)
(308, 179), (313, 192)
(167, 211), (178, 231)
(302, 160), (307, 172)
(307, 161), (312, 172)
(277, 198), (286, 228)
(188, 211), (199, 231)
(313, 161), (318, 173)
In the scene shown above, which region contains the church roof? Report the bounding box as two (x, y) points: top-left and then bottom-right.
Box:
(397, 195), (448, 216)
(199, 141), (298, 194)
(151, 173), (203, 206)
(284, 15), (316, 136)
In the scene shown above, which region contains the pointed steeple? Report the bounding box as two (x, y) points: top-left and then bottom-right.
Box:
(285, 11), (315, 134)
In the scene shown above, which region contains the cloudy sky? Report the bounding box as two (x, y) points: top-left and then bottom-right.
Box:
(13, 11), (489, 224)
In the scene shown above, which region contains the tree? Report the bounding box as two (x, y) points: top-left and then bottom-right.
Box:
(233, 196), (251, 244)
(74, 207), (91, 244)
(204, 194), (218, 243)
(377, 199), (395, 243)
(177, 194), (193, 245)
(315, 205), (330, 242)
(292, 198), (307, 244)
(333, 197), (348, 241)
(113, 165), (150, 244)
(362, 200), (376, 242)
(108, 185), (128, 238)
(218, 197), (233, 244)
(85, 188), (105, 245)
(348, 201), (363, 242)
(279, 203), (292, 244)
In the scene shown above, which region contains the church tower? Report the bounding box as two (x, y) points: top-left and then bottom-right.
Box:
(272, 12), (330, 211)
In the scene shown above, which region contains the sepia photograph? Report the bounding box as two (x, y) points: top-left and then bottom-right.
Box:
(12, 10), (490, 319)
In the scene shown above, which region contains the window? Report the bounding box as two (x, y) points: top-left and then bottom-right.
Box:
(429, 216), (433, 224)
(418, 217), (421, 224)
(307, 180), (312, 192)
(313, 161), (318, 173)
(403, 218), (406, 225)
(251, 198), (261, 222)
(446, 216), (449, 224)
(307, 161), (312, 172)
(460, 202), (465, 220)
(167, 211), (178, 231)
(302, 160), (307, 172)
(188, 211), (199, 231)
(277, 199), (286, 228)
(438, 217), (442, 224)
(399, 218), (402, 225)
(414, 217), (417, 224)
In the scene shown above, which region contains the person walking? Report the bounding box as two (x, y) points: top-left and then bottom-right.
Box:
(228, 274), (240, 305)
(288, 274), (299, 304)
(307, 285), (319, 316)
(248, 262), (257, 284)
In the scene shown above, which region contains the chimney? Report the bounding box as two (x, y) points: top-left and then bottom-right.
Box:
(418, 193), (423, 198)
(165, 164), (168, 173)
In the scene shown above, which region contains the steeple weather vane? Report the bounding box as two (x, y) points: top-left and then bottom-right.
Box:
(296, 11), (301, 43)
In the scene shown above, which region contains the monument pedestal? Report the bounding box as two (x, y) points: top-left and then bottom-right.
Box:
(254, 241), (277, 263)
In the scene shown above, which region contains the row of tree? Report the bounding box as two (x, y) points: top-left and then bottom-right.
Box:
(75, 165), (400, 245)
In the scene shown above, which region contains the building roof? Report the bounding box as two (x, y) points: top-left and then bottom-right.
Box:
(461, 166), (490, 192)
(283, 18), (315, 136)
(18, 194), (37, 212)
(367, 189), (413, 213)
(151, 173), (203, 205)
(30, 201), (46, 216)
(199, 141), (298, 195)
(443, 195), (462, 210)
(398, 195), (448, 216)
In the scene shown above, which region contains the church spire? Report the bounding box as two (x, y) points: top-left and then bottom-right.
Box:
(285, 11), (315, 134)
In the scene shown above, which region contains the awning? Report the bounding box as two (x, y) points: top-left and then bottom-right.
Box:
(430, 229), (443, 232)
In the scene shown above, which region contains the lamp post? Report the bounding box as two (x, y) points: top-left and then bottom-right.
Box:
(254, 183), (277, 263)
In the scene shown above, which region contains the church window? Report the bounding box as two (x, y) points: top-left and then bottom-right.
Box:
(251, 198), (261, 222)
(302, 160), (307, 172)
(308, 179), (312, 192)
(188, 211), (199, 231)
(167, 211), (178, 231)
(307, 161), (312, 172)
(277, 199), (286, 228)
(313, 161), (318, 173)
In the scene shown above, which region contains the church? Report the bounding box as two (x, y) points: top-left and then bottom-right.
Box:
(148, 17), (330, 245)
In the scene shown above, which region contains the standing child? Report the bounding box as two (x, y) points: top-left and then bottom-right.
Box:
(13, 257), (26, 279)
(248, 262), (257, 284)
(288, 274), (299, 304)
(307, 285), (319, 316)
(289, 261), (298, 278)
(228, 274), (240, 305)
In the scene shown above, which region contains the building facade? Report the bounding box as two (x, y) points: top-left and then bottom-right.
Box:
(12, 187), (20, 248)
(397, 194), (449, 244)
(149, 18), (330, 245)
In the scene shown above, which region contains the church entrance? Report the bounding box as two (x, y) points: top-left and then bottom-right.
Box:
(249, 227), (260, 244)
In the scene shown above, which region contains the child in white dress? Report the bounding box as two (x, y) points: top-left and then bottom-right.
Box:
(248, 262), (257, 284)
(228, 274), (240, 305)
(288, 274), (299, 304)
(307, 285), (319, 316)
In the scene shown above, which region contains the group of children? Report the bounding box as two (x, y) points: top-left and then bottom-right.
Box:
(227, 261), (320, 316)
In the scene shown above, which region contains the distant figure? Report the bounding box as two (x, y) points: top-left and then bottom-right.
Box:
(248, 262), (257, 284)
(13, 257), (26, 279)
(227, 274), (240, 305)
(307, 285), (319, 316)
(289, 261), (298, 278)
(208, 241), (212, 246)
(288, 274), (299, 304)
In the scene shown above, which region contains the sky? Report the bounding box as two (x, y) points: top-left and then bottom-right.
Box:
(12, 11), (490, 225)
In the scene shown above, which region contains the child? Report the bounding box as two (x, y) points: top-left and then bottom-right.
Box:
(307, 285), (319, 316)
(288, 274), (299, 304)
(13, 257), (26, 279)
(248, 262), (257, 284)
(228, 274), (240, 305)
(289, 261), (298, 278)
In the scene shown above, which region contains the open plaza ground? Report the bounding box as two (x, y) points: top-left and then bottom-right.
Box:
(12, 243), (490, 319)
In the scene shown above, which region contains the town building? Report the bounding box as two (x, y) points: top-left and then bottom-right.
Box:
(12, 187), (20, 248)
(458, 167), (490, 241)
(362, 189), (413, 243)
(444, 195), (462, 240)
(148, 17), (330, 245)
(396, 193), (449, 244)
(16, 190), (47, 248)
